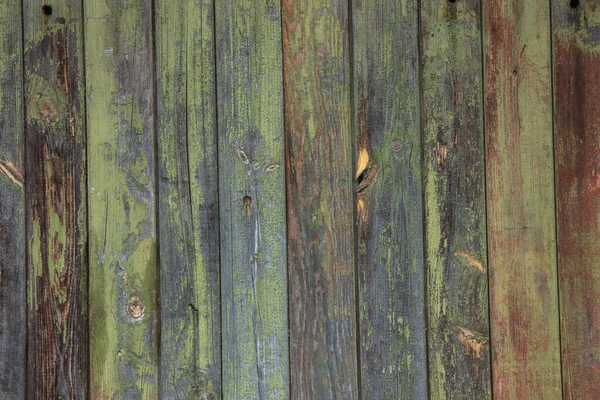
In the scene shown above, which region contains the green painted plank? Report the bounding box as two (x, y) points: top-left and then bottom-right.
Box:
(420, 0), (492, 398)
(483, 0), (562, 397)
(85, 0), (158, 397)
(351, 0), (426, 398)
(282, 0), (358, 397)
(0, 0), (25, 397)
(215, 0), (289, 398)
(551, 1), (600, 398)
(155, 0), (221, 397)
(23, 1), (88, 397)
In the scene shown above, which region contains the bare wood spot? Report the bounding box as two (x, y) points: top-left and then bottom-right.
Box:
(458, 328), (487, 359)
(237, 149), (250, 164)
(126, 296), (145, 322)
(454, 251), (485, 273)
(356, 147), (369, 179)
(0, 160), (23, 187)
(243, 196), (252, 216)
(266, 163), (279, 172)
(436, 142), (448, 168)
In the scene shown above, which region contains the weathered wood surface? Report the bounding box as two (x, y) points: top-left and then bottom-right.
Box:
(155, 0), (221, 397)
(483, 0), (562, 397)
(282, 0), (358, 398)
(85, 0), (158, 397)
(552, 1), (600, 398)
(23, 1), (88, 398)
(215, 0), (289, 398)
(0, 0), (25, 397)
(352, 0), (426, 398)
(421, 0), (492, 398)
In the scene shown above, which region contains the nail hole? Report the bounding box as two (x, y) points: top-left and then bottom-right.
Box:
(570, 0), (579, 8)
(42, 5), (52, 15)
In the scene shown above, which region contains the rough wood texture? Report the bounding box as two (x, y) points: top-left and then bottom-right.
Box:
(552, 1), (600, 398)
(155, 0), (221, 397)
(85, 0), (158, 397)
(421, 0), (492, 398)
(23, 1), (88, 398)
(0, 0), (25, 397)
(483, 0), (562, 397)
(282, 0), (358, 398)
(352, 0), (426, 398)
(215, 0), (289, 398)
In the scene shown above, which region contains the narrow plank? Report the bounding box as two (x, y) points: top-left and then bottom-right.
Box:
(282, 0), (358, 397)
(85, 0), (158, 397)
(483, 0), (562, 397)
(155, 0), (221, 397)
(351, 0), (426, 398)
(0, 0), (25, 397)
(215, 0), (289, 398)
(420, 0), (492, 398)
(552, 1), (600, 398)
(22, 1), (88, 397)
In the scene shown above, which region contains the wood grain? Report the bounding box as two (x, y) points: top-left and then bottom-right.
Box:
(552, 1), (600, 398)
(215, 0), (289, 398)
(420, 0), (492, 398)
(23, 1), (88, 397)
(0, 0), (25, 397)
(351, 0), (427, 398)
(483, 0), (562, 397)
(282, 0), (358, 398)
(85, 0), (158, 397)
(155, 0), (221, 397)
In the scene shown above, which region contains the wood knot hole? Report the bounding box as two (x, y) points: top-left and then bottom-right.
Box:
(448, 0), (457, 3)
(126, 296), (145, 321)
(570, 0), (579, 8)
(42, 5), (52, 15)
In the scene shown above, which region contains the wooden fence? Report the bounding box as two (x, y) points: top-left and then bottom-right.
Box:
(0, 0), (598, 398)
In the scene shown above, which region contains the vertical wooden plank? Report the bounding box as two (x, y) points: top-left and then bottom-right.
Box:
(420, 0), (492, 398)
(215, 0), (289, 398)
(85, 0), (157, 397)
(23, 1), (88, 398)
(483, 0), (562, 397)
(0, 0), (25, 397)
(282, 0), (358, 398)
(155, 0), (221, 397)
(552, 1), (600, 398)
(351, 0), (426, 398)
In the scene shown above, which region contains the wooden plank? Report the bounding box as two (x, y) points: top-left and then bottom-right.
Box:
(551, 1), (600, 398)
(351, 0), (426, 398)
(0, 0), (25, 397)
(215, 0), (289, 398)
(22, 1), (88, 398)
(420, 0), (492, 398)
(282, 1), (358, 397)
(155, 0), (221, 397)
(483, 0), (562, 397)
(84, 0), (158, 397)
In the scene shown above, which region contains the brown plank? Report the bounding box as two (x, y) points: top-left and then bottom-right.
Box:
(282, 0), (358, 397)
(420, 0), (492, 398)
(483, 0), (563, 397)
(0, 0), (26, 397)
(22, 0), (88, 398)
(552, 1), (600, 398)
(351, 0), (427, 397)
(155, 0), (221, 397)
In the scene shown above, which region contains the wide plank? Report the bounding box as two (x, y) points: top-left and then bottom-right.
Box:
(155, 0), (221, 397)
(420, 0), (492, 398)
(351, 0), (426, 398)
(85, 0), (158, 397)
(23, 1), (88, 397)
(552, 1), (600, 398)
(215, 0), (289, 398)
(0, 0), (25, 397)
(282, 0), (358, 397)
(483, 0), (562, 397)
